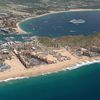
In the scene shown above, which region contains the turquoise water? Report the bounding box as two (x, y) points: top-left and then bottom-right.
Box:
(0, 63), (100, 100)
(20, 11), (100, 37)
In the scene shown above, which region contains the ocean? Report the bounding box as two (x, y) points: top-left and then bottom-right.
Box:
(0, 63), (100, 100)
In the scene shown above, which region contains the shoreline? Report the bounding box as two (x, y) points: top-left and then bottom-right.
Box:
(16, 8), (100, 34)
(0, 59), (100, 83)
(1, 47), (100, 82)
(16, 23), (28, 34)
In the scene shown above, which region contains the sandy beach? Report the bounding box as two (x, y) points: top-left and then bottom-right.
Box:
(16, 9), (100, 34)
(16, 23), (27, 34)
(0, 48), (100, 81)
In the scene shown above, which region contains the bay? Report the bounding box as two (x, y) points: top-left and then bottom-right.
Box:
(19, 11), (100, 37)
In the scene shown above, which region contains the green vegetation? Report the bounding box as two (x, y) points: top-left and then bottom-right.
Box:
(38, 33), (100, 48)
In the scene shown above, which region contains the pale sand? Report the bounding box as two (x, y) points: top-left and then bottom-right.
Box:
(16, 9), (100, 34)
(16, 22), (27, 34)
(0, 49), (100, 81)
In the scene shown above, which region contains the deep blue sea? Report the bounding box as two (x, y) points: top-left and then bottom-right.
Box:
(19, 11), (100, 37)
(0, 63), (100, 100)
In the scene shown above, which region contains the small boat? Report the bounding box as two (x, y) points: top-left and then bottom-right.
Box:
(70, 30), (76, 32)
(69, 19), (85, 24)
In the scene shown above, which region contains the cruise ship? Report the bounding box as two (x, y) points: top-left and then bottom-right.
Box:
(69, 19), (85, 24)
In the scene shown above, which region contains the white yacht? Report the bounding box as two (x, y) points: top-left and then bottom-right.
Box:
(69, 19), (85, 24)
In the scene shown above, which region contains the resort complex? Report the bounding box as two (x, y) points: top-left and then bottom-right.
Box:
(0, 0), (100, 81)
(0, 11), (100, 80)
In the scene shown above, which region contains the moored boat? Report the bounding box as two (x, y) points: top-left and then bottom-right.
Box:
(69, 19), (85, 24)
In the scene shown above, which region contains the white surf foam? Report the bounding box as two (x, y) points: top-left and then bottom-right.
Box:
(66, 60), (100, 70)
(0, 76), (29, 83)
(0, 60), (99, 83)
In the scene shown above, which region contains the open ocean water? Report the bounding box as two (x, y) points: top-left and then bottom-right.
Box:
(0, 63), (100, 100)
